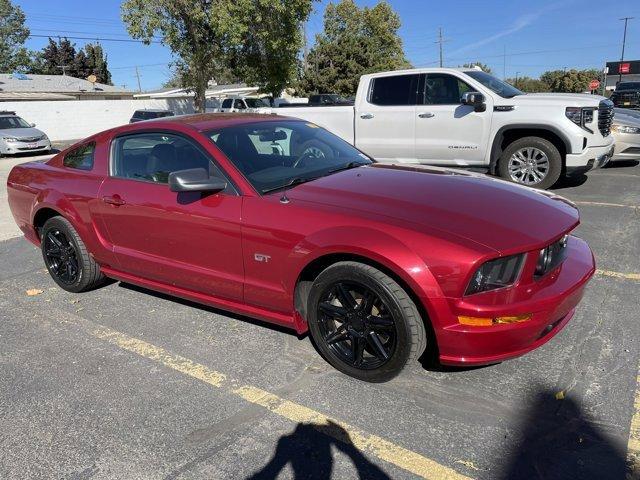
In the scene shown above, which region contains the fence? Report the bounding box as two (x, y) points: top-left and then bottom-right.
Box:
(1, 98), (195, 142)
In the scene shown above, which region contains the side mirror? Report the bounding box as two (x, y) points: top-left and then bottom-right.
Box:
(30, 122), (36, 127)
(169, 168), (227, 193)
(461, 92), (486, 112)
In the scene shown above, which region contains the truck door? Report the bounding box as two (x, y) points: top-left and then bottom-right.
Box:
(354, 73), (419, 162)
(414, 73), (493, 165)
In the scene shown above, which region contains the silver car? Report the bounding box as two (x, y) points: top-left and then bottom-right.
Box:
(0, 111), (51, 157)
(611, 108), (640, 161)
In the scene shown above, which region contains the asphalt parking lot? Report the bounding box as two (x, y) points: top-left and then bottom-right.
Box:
(1, 154), (639, 480)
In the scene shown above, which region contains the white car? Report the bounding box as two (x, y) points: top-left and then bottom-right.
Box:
(0, 111), (51, 157)
(611, 108), (640, 161)
(276, 68), (615, 189)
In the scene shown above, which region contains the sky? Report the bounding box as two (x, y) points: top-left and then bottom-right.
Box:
(14, 0), (640, 91)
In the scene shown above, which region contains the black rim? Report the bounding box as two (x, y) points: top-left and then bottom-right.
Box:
(317, 281), (397, 370)
(43, 229), (80, 285)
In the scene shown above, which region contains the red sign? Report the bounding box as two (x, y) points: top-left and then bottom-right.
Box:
(620, 63), (631, 74)
(589, 80), (600, 90)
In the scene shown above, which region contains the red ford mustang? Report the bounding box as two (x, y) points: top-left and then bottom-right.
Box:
(7, 114), (595, 382)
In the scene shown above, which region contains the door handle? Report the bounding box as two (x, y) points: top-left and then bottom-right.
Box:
(102, 195), (126, 206)
(418, 112), (435, 118)
(360, 113), (375, 119)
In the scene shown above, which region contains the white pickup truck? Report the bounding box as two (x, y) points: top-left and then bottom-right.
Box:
(276, 68), (615, 189)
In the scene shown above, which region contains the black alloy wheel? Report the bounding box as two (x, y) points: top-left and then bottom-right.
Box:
(307, 261), (427, 382)
(40, 216), (105, 293)
(317, 281), (397, 370)
(43, 228), (80, 285)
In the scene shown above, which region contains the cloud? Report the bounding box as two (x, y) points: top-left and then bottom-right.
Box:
(448, 2), (571, 58)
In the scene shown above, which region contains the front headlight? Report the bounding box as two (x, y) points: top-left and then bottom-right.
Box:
(612, 124), (640, 134)
(566, 107), (596, 131)
(465, 254), (525, 295)
(535, 235), (569, 278)
(2, 136), (18, 143)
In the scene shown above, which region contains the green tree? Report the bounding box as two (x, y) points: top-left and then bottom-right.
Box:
(234, 0), (314, 98)
(298, 0), (410, 96)
(122, 0), (248, 112)
(0, 0), (32, 72)
(505, 76), (550, 93)
(84, 43), (112, 84)
(37, 37), (77, 75)
(461, 62), (492, 73)
(540, 68), (601, 93)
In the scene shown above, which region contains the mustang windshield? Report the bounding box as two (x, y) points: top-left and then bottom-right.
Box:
(465, 70), (524, 98)
(207, 121), (372, 193)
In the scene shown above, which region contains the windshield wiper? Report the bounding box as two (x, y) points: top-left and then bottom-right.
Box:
(261, 176), (320, 194)
(326, 161), (368, 174)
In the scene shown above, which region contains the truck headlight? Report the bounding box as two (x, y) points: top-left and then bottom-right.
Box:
(612, 124), (640, 134)
(465, 254), (525, 295)
(566, 107), (596, 131)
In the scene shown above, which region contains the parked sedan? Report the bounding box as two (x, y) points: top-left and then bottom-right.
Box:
(7, 114), (595, 381)
(611, 108), (640, 161)
(0, 111), (51, 156)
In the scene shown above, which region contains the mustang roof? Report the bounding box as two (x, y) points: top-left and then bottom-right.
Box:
(160, 113), (299, 131)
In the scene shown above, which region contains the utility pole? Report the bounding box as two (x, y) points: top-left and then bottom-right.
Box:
(515, 72), (520, 88)
(619, 17), (634, 83)
(502, 45), (506, 80)
(135, 66), (142, 93)
(435, 28), (448, 67)
(302, 23), (308, 71)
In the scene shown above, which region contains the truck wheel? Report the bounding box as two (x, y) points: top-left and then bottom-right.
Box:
(307, 261), (427, 382)
(498, 137), (562, 189)
(41, 216), (105, 293)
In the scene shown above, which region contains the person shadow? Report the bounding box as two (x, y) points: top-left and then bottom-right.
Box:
(499, 388), (627, 479)
(246, 421), (391, 480)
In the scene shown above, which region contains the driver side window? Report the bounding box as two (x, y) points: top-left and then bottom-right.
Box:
(111, 132), (234, 193)
(422, 74), (473, 105)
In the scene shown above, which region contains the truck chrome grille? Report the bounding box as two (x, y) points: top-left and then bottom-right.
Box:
(598, 100), (614, 137)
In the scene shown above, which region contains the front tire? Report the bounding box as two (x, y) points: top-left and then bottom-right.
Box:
(41, 216), (105, 293)
(498, 136), (562, 190)
(307, 261), (427, 382)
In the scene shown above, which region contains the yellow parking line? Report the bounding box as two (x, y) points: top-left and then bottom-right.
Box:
(628, 375), (640, 478)
(575, 201), (639, 210)
(88, 321), (471, 480)
(595, 269), (640, 281)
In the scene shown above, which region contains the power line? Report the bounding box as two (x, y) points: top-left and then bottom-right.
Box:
(27, 34), (161, 45)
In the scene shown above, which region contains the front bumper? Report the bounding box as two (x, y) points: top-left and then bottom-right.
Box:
(565, 143), (614, 175)
(0, 139), (51, 155)
(611, 135), (640, 161)
(433, 236), (595, 366)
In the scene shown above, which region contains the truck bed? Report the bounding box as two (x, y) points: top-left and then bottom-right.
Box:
(274, 105), (356, 145)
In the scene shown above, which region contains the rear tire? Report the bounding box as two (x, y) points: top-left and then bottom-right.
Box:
(498, 136), (562, 190)
(307, 261), (427, 382)
(41, 216), (105, 293)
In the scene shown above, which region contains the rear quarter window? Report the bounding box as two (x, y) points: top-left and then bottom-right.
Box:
(63, 143), (95, 170)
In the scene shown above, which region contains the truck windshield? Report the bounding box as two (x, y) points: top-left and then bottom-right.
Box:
(0, 116), (30, 129)
(617, 82), (640, 91)
(207, 120), (372, 194)
(465, 71), (524, 98)
(245, 98), (270, 108)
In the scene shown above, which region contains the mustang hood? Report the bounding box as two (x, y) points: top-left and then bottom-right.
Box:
(288, 164), (579, 254)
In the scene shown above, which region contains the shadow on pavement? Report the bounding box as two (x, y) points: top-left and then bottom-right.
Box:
(245, 421), (391, 480)
(550, 174), (588, 190)
(499, 388), (627, 479)
(604, 159), (639, 169)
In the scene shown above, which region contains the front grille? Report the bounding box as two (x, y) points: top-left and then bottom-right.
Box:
(598, 100), (614, 137)
(16, 136), (42, 142)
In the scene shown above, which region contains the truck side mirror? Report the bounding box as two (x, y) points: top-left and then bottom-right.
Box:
(461, 92), (486, 112)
